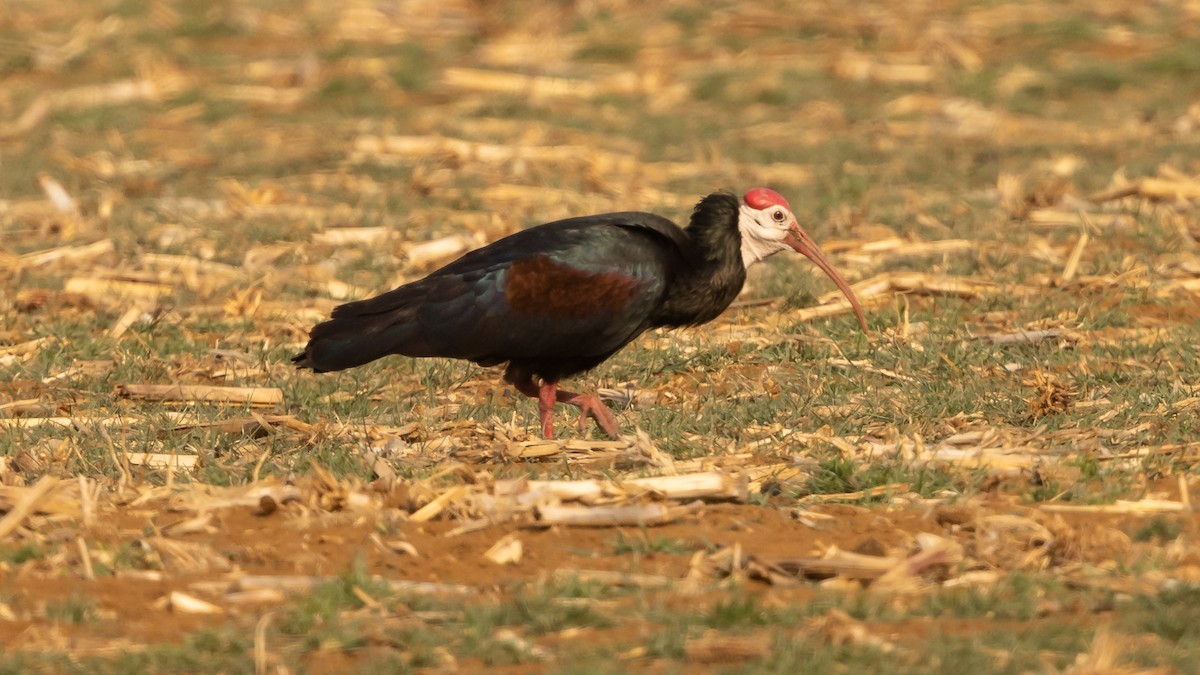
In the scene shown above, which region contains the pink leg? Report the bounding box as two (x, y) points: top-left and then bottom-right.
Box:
(549, 384), (621, 439)
(537, 381), (558, 439)
(508, 374), (557, 438)
(507, 374), (621, 439)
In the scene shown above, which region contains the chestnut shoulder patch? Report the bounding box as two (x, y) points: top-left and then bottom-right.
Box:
(505, 255), (642, 318)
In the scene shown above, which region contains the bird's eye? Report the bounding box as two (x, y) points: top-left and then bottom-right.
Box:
(771, 210), (785, 222)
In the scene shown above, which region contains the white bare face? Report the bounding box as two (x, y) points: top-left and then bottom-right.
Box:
(737, 202), (796, 268)
(735, 187), (870, 333)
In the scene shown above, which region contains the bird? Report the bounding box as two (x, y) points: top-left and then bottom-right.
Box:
(293, 188), (868, 439)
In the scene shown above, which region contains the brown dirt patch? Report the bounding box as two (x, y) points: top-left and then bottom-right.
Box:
(2, 489), (1189, 655)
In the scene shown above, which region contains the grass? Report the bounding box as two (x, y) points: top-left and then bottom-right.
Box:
(43, 594), (100, 624)
(0, 544), (46, 565)
(3, 0), (1200, 672)
(0, 569), (1191, 672)
(609, 531), (693, 556)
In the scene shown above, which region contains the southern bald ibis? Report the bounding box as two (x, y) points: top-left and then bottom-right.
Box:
(293, 188), (868, 438)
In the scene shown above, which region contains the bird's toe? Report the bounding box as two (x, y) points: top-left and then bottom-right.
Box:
(584, 400), (621, 439)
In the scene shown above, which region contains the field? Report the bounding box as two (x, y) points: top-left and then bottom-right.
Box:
(2, 0), (1200, 672)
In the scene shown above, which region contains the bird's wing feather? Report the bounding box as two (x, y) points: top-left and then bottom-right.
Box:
(300, 213), (687, 373)
(420, 218), (675, 362)
(328, 213), (681, 318)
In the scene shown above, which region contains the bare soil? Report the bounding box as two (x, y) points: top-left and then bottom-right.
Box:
(3, 489), (1191, 654)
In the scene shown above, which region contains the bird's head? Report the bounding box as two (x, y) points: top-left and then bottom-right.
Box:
(738, 187), (869, 332)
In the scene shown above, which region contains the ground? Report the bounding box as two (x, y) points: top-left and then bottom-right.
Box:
(2, 0), (1200, 672)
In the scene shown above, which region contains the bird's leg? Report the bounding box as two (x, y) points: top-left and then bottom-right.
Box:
(537, 382), (559, 440)
(505, 369), (620, 439)
(506, 372), (557, 438)
(550, 385), (621, 439)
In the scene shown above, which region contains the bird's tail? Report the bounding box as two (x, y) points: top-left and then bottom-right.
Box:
(292, 296), (424, 372)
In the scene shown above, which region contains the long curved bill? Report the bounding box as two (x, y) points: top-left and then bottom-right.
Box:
(783, 227), (869, 333)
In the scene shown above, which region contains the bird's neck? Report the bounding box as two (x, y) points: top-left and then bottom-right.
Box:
(654, 193), (747, 327)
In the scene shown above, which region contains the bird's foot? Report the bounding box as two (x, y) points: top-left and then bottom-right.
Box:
(528, 381), (621, 440)
(558, 392), (621, 439)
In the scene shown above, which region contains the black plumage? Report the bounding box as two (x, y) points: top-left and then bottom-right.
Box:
(294, 190), (866, 438)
